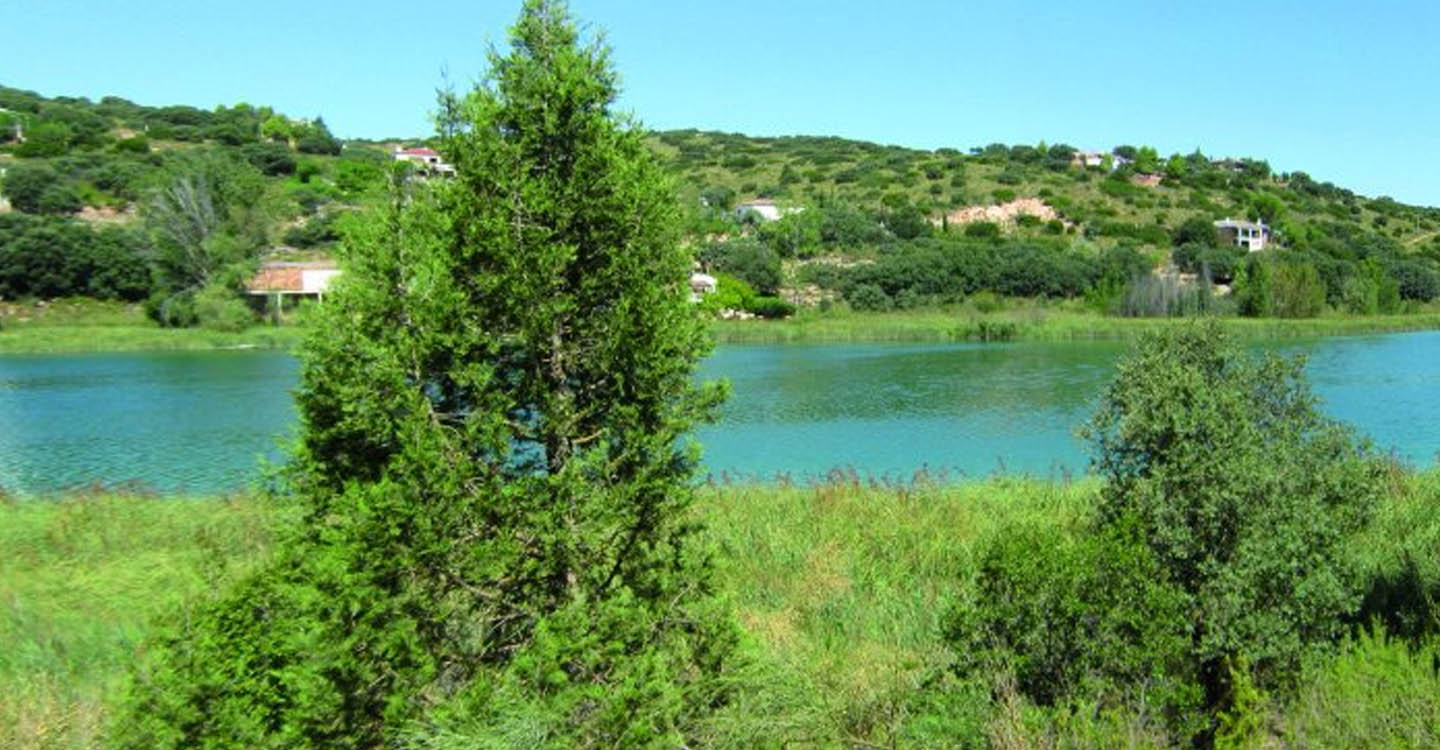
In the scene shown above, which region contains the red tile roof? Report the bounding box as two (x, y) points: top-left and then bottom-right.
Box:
(249, 266), (303, 292)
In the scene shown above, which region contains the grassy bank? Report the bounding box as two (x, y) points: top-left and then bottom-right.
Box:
(712, 303), (1440, 344)
(0, 299), (304, 354)
(7, 474), (1440, 747)
(6, 298), (1440, 354)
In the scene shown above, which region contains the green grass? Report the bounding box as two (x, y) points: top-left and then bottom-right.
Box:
(712, 303), (1440, 344)
(6, 297), (1440, 354)
(6, 474), (1440, 747)
(0, 492), (287, 748)
(0, 299), (305, 354)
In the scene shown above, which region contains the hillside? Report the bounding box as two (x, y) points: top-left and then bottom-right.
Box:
(3, 83), (1439, 326)
(648, 129), (1440, 318)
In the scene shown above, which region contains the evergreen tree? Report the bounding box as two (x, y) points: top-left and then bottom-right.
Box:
(115, 2), (737, 746)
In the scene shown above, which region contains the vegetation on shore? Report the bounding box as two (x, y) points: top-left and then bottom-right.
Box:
(7, 467), (1439, 748)
(712, 302), (1440, 344)
(6, 296), (1440, 355)
(0, 298), (303, 354)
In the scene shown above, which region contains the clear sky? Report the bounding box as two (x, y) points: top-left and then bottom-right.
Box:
(6, 0), (1439, 205)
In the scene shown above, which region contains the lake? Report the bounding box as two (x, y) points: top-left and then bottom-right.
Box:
(1, 332), (1436, 494)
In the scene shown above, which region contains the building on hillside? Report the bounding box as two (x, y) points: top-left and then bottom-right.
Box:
(689, 272), (717, 302)
(735, 199), (782, 222)
(393, 146), (456, 177)
(1073, 150), (1106, 168)
(1214, 218), (1270, 252)
(246, 261), (342, 316)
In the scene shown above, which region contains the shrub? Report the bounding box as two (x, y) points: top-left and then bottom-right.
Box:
(1081, 324), (1387, 726)
(697, 273), (757, 315)
(747, 296), (796, 318)
(949, 520), (1202, 734)
(1387, 258), (1440, 302)
(2, 163), (79, 214)
(192, 283), (254, 332)
(991, 188), (1016, 203)
(0, 214), (151, 300)
(240, 142), (297, 176)
(963, 221), (1000, 239)
(1278, 627), (1440, 747)
(848, 282), (892, 311)
(282, 214), (339, 248)
(698, 238), (782, 294)
(113, 135), (151, 154)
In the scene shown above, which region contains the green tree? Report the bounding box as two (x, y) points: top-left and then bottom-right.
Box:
(295, 116), (341, 155)
(1133, 146), (1161, 174)
(13, 120), (72, 157)
(259, 114), (293, 143)
(115, 2), (738, 746)
(1082, 324), (1385, 731)
(699, 237), (782, 293)
(142, 150), (272, 324)
(1, 163), (81, 215)
(1173, 215), (1219, 246)
(757, 206), (822, 258)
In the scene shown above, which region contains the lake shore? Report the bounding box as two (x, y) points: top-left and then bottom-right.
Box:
(5, 298), (1440, 354)
(5, 474), (1438, 747)
(712, 305), (1440, 344)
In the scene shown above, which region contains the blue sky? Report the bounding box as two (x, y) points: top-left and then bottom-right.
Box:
(6, 0), (1439, 205)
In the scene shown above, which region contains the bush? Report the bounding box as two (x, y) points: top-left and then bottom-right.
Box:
(240, 142), (297, 176)
(283, 214), (340, 248)
(991, 188), (1016, 203)
(193, 283), (254, 332)
(1387, 259), (1440, 302)
(697, 273), (757, 314)
(1172, 242), (1245, 283)
(1081, 324), (1387, 729)
(963, 221), (1000, 239)
(0, 214), (150, 300)
(698, 238), (782, 294)
(847, 282), (892, 311)
(747, 296), (796, 318)
(949, 521), (1202, 735)
(2, 163), (79, 214)
(114, 135), (151, 154)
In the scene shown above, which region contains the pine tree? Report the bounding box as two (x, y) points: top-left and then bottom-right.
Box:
(115, 2), (737, 746)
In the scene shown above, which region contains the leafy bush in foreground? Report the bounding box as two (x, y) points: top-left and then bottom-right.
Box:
(952, 323), (1389, 745)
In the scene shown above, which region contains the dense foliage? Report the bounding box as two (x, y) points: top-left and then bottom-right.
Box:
(951, 324), (1391, 744)
(113, 3), (737, 746)
(653, 127), (1440, 319)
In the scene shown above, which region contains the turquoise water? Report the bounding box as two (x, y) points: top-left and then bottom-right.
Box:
(1, 332), (1437, 494)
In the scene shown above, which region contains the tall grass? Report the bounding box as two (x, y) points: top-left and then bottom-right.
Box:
(0, 298), (305, 354)
(5, 474), (1440, 747)
(695, 477), (1098, 746)
(711, 304), (1440, 345)
(6, 297), (1440, 354)
(0, 492), (286, 748)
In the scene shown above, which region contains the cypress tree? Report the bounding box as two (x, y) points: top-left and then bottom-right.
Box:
(115, 2), (738, 746)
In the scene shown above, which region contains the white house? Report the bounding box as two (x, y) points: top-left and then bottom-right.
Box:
(1073, 150), (1106, 168)
(1214, 218), (1270, 252)
(247, 261), (342, 302)
(689, 272), (717, 302)
(735, 199), (782, 222)
(393, 147), (456, 177)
